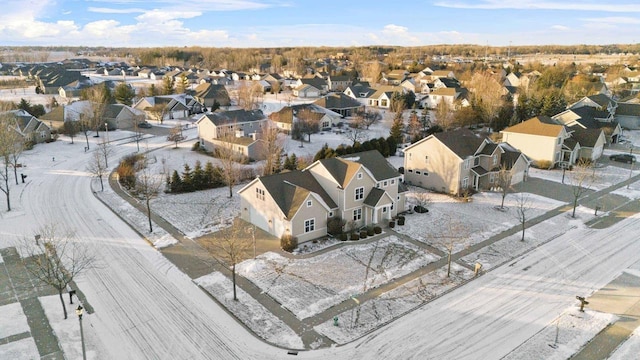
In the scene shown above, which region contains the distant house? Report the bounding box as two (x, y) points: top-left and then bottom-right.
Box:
(313, 93), (364, 118)
(103, 104), (146, 130)
(403, 129), (529, 195)
(366, 86), (405, 109)
(189, 82), (231, 109)
(569, 127), (606, 162)
(239, 150), (407, 243)
(1, 109), (52, 144)
(269, 104), (341, 133)
(327, 75), (352, 91)
(196, 109), (267, 147)
(293, 83), (321, 98)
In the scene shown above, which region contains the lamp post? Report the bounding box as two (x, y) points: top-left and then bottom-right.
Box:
(628, 146), (634, 190)
(105, 122), (109, 143)
(246, 225), (256, 259)
(76, 305), (87, 360)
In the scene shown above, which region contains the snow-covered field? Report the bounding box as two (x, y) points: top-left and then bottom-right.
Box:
(529, 165), (639, 191)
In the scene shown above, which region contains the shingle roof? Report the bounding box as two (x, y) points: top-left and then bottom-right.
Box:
(318, 157), (361, 188)
(502, 116), (565, 137)
(259, 171), (337, 219)
(569, 127), (603, 148)
(616, 103), (640, 116)
(364, 187), (387, 207)
(433, 129), (487, 158)
(587, 94), (614, 108)
(339, 150), (400, 181)
(202, 109), (265, 126)
(190, 83), (231, 106)
(313, 93), (362, 110)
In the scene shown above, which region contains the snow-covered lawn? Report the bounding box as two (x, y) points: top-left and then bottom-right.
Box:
(0, 338), (39, 360)
(0, 302), (30, 339)
(237, 236), (439, 319)
(612, 179), (640, 199)
(315, 263), (475, 344)
(461, 209), (593, 270)
(609, 325), (640, 360)
(502, 308), (616, 360)
(398, 189), (565, 254)
(529, 165), (639, 191)
(195, 272), (304, 349)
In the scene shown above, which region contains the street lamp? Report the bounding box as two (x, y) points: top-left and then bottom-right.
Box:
(628, 145), (634, 190)
(76, 305), (87, 360)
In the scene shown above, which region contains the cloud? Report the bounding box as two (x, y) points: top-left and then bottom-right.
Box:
(433, 0), (640, 13)
(135, 9), (202, 22)
(551, 25), (570, 31)
(88, 7), (146, 14)
(85, 0), (275, 12)
(383, 24), (408, 34)
(582, 16), (640, 24)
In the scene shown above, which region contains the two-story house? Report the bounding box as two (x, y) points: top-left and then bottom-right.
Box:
(239, 150), (407, 243)
(196, 109), (267, 159)
(403, 129), (529, 195)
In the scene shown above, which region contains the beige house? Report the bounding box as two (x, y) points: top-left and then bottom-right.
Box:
(196, 109), (267, 158)
(501, 116), (577, 167)
(239, 150), (407, 243)
(403, 129), (529, 195)
(1, 110), (52, 144)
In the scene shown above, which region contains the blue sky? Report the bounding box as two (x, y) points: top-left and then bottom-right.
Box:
(1, 0), (638, 47)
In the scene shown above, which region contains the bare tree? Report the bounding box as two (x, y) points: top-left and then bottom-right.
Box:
(167, 123), (184, 148)
(135, 158), (163, 232)
(496, 164), (513, 210)
(467, 71), (504, 128)
(260, 121), (285, 176)
(429, 215), (469, 277)
(413, 191), (431, 211)
(513, 193), (532, 241)
(84, 85), (109, 137)
(96, 137), (113, 168)
(146, 104), (166, 124)
(567, 160), (595, 218)
(236, 81), (262, 110)
(86, 149), (108, 192)
(203, 219), (252, 301)
(293, 107), (320, 147)
(344, 115), (369, 146)
(434, 100), (454, 130)
(360, 109), (382, 129)
(0, 112), (24, 211)
(20, 224), (95, 319)
(215, 132), (242, 198)
(62, 120), (79, 144)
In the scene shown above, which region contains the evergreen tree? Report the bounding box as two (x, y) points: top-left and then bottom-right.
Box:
(204, 161), (215, 188)
(273, 149), (283, 174)
(170, 170), (183, 193)
(181, 164), (193, 192)
(390, 113), (404, 144)
(192, 160), (204, 190)
(114, 83), (136, 106)
(163, 76), (175, 95)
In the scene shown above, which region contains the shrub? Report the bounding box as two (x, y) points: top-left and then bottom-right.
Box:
(533, 160), (553, 169)
(116, 162), (136, 189)
(374, 226), (382, 234)
(280, 234), (298, 252)
(340, 233), (348, 241)
(367, 227), (375, 236)
(359, 230), (367, 239)
(191, 142), (200, 151)
(397, 217), (405, 226)
(350, 233), (359, 241)
(389, 221), (395, 228)
(327, 216), (346, 236)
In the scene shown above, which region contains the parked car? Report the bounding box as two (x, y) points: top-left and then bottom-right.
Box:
(609, 153), (636, 164)
(138, 121), (152, 128)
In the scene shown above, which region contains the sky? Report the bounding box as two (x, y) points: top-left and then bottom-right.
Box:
(0, 0), (639, 48)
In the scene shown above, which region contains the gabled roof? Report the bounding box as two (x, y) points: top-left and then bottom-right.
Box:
(300, 77), (327, 89)
(258, 171), (337, 219)
(189, 83), (231, 105)
(587, 94), (614, 108)
(432, 129), (487, 159)
(339, 150), (400, 181)
(317, 157), (361, 188)
(364, 188), (391, 207)
(199, 109), (265, 126)
(569, 127), (604, 148)
(616, 102), (640, 116)
(313, 93), (362, 110)
(502, 116), (565, 137)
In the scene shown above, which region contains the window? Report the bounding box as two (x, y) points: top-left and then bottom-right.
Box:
(462, 177), (469, 188)
(492, 154), (498, 165)
(416, 171), (421, 175)
(376, 183), (381, 188)
(391, 179), (395, 185)
(423, 172), (429, 176)
(357, 172), (363, 180)
(557, 137), (562, 145)
(328, 211), (334, 218)
(304, 219), (315, 233)
(464, 159), (470, 170)
(307, 200), (312, 207)
(355, 187), (364, 200)
(425, 155), (429, 162)
(256, 188), (265, 200)
(382, 206), (387, 213)
(489, 173), (496, 183)
(383, 180), (388, 187)
(353, 208), (362, 221)
(390, 202), (394, 210)
(408, 169), (413, 173)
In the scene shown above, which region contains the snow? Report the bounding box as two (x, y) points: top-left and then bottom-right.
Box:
(503, 309), (616, 360)
(195, 272), (304, 350)
(0, 302), (29, 339)
(237, 236), (439, 319)
(528, 165), (640, 191)
(2, 100), (640, 359)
